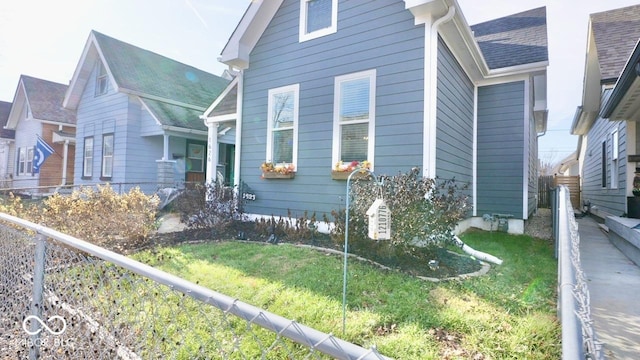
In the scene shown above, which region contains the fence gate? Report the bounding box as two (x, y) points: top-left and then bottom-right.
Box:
(554, 176), (581, 210)
(538, 175), (580, 209)
(538, 175), (554, 208)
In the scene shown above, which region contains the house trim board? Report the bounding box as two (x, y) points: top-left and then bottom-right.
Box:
(472, 85), (478, 217)
(523, 77), (530, 220)
(202, 77), (240, 118)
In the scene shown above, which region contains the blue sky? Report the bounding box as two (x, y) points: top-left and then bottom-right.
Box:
(1, 0), (639, 166)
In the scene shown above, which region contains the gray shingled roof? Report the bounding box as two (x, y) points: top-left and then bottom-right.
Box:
(0, 101), (15, 139)
(21, 75), (76, 125)
(590, 4), (640, 82)
(142, 98), (207, 132)
(471, 7), (548, 70)
(93, 31), (229, 110)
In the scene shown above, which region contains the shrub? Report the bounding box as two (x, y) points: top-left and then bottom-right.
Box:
(0, 185), (159, 248)
(254, 210), (320, 243)
(330, 168), (470, 254)
(173, 182), (244, 236)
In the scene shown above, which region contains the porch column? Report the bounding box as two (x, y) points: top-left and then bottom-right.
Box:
(61, 140), (69, 185)
(206, 122), (219, 184)
(163, 134), (170, 160)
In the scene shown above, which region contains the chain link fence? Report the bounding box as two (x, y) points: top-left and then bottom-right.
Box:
(554, 186), (603, 360)
(0, 213), (390, 359)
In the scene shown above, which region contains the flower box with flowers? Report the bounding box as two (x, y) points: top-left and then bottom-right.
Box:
(331, 160), (371, 180)
(261, 162), (295, 179)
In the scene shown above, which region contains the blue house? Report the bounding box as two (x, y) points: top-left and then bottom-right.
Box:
(63, 31), (230, 193)
(205, 0), (549, 234)
(571, 4), (640, 220)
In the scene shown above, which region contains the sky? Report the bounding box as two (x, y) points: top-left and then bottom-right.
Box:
(1, 0), (640, 166)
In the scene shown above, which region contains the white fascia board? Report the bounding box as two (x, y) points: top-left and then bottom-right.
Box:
(138, 97), (164, 128)
(202, 77), (238, 118)
(219, 0), (284, 70)
(204, 114), (236, 124)
(5, 81), (27, 129)
(63, 32), (96, 109)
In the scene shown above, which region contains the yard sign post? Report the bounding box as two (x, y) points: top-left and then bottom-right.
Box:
(342, 168), (388, 335)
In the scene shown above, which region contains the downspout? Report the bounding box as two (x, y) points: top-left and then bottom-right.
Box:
(424, 5), (456, 178)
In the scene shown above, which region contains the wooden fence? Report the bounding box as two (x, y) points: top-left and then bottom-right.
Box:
(538, 175), (580, 209)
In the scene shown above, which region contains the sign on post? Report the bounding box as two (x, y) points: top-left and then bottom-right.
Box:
(366, 198), (391, 240)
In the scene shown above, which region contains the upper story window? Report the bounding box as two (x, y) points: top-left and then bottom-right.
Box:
(267, 84), (299, 169)
(299, 0), (337, 42)
(95, 62), (108, 96)
(332, 70), (376, 168)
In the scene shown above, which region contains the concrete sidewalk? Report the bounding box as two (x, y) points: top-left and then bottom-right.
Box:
(577, 216), (640, 359)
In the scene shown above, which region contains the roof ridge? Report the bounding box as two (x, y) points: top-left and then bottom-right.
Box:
(91, 30), (222, 79)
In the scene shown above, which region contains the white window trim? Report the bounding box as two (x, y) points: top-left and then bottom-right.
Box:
(332, 69), (376, 170)
(101, 134), (113, 178)
(266, 84), (299, 168)
(188, 143), (205, 173)
(611, 128), (619, 189)
(299, 0), (338, 43)
(83, 137), (93, 178)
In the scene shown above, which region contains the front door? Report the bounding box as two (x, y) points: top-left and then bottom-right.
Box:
(185, 140), (206, 183)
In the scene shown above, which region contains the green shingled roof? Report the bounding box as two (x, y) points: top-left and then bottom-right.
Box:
(142, 98), (207, 132)
(93, 31), (229, 110)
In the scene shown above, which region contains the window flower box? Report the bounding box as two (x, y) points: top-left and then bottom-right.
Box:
(262, 172), (295, 179)
(261, 162), (295, 179)
(331, 160), (371, 180)
(330, 170), (371, 180)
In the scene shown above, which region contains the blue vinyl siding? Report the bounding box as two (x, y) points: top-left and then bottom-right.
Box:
(73, 61), (207, 193)
(476, 81), (525, 218)
(582, 97), (627, 217)
(436, 36), (474, 187)
(74, 62), (130, 187)
(241, 0), (424, 218)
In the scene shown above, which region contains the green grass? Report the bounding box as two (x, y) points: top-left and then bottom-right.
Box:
(128, 229), (560, 359)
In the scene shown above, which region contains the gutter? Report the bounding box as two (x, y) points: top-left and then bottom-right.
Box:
(600, 38), (640, 118)
(160, 125), (207, 136)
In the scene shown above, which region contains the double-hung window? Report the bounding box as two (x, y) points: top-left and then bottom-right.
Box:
(601, 141), (607, 188)
(333, 70), (376, 168)
(101, 134), (113, 179)
(17, 147), (33, 175)
(83, 137), (93, 178)
(611, 129), (619, 189)
(299, 0), (337, 42)
(267, 84), (299, 168)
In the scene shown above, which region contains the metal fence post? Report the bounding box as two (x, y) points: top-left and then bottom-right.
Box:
(28, 234), (47, 360)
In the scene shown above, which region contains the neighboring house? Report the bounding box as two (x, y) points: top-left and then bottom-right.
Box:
(0, 101), (15, 187)
(62, 30), (230, 194)
(5, 75), (76, 193)
(571, 4), (640, 220)
(205, 0), (548, 234)
(552, 151), (579, 177)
